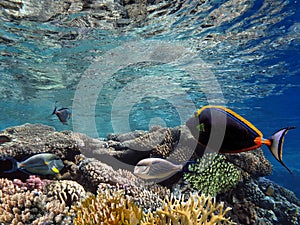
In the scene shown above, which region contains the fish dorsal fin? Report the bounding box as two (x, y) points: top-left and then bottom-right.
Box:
(198, 105), (263, 138)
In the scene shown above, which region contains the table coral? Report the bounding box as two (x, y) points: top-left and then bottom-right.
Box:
(141, 192), (236, 225)
(183, 153), (241, 196)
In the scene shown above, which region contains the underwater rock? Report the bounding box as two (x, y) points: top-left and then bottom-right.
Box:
(225, 149), (273, 178)
(218, 177), (300, 225)
(0, 123), (80, 160)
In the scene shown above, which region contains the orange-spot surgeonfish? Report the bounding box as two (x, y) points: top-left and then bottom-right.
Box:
(186, 105), (295, 173)
(3, 153), (64, 175)
(52, 103), (71, 124)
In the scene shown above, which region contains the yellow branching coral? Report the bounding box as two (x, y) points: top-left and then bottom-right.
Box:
(141, 193), (236, 225)
(73, 189), (142, 225)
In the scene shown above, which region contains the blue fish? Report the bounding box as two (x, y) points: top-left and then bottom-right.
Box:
(52, 103), (71, 124)
(4, 153), (64, 175)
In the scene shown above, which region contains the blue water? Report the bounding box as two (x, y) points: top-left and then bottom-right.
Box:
(0, 0), (300, 197)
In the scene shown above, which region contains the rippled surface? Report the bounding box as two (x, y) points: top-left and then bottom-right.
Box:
(0, 0), (300, 196)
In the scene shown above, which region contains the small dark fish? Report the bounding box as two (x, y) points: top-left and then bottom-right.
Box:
(4, 153), (64, 175)
(186, 105), (295, 173)
(0, 135), (10, 145)
(52, 104), (71, 124)
(134, 158), (187, 180)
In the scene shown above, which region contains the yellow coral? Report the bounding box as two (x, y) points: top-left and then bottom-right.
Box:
(73, 189), (142, 225)
(141, 193), (236, 225)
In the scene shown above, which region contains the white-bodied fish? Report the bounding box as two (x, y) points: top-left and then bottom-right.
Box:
(4, 153), (64, 175)
(134, 158), (185, 180)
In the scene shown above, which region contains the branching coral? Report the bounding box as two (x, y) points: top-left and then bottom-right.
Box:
(141, 192), (236, 225)
(184, 153), (241, 196)
(73, 188), (142, 225)
(0, 178), (74, 224)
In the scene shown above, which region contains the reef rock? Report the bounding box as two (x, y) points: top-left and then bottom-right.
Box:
(0, 123), (80, 160)
(0, 123), (299, 225)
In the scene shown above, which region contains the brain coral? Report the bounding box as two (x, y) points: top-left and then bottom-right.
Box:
(141, 192), (236, 225)
(184, 153), (241, 196)
(73, 188), (142, 225)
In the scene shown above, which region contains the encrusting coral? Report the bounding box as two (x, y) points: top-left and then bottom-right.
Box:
(73, 188), (143, 225)
(184, 153), (241, 196)
(141, 192), (236, 225)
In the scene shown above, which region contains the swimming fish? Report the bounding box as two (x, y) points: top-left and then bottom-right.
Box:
(186, 105), (295, 173)
(134, 158), (185, 180)
(0, 135), (10, 145)
(52, 103), (71, 124)
(4, 153), (64, 175)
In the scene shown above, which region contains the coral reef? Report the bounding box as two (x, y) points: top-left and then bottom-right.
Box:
(225, 149), (273, 178)
(97, 181), (169, 212)
(184, 153), (242, 196)
(47, 180), (87, 207)
(219, 177), (300, 225)
(78, 157), (170, 210)
(141, 192), (236, 225)
(0, 178), (74, 224)
(0, 124), (80, 160)
(73, 188), (142, 225)
(13, 175), (47, 192)
(0, 124), (299, 225)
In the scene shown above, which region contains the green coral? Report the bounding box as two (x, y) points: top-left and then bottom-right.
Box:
(184, 153), (241, 196)
(73, 189), (142, 225)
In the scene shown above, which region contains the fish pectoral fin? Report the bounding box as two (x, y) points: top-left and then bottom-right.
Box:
(267, 127), (295, 173)
(51, 166), (60, 174)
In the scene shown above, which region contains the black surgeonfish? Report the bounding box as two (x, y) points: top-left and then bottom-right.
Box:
(186, 105), (295, 173)
(52, 103), (71, 124)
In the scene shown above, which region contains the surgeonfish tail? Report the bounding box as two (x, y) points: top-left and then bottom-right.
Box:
(266, 126), (295, 174)
(183, 160), (197, 173)
(4, 157), (18, 173)
(52, 106), (57, 115)
(52, 101), (58, 115)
